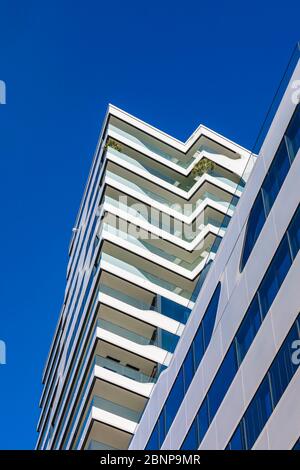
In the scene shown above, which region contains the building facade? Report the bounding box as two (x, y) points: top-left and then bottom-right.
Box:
(36, 104), (253, 450)
(130, 46), (300, 450)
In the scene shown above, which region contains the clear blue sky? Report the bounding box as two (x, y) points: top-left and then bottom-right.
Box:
(0, 0), (299, 449)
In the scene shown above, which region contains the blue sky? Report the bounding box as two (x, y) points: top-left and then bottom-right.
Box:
(0, 0), (299, 449)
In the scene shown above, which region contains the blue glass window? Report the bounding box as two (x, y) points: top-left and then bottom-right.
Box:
(226, 423), (245, 450)
(207, 343), (238, 420)
(184, 346), (195, 391)
(180, 400), (209, 450)
(145, 422), (159, 450)
(202, 283), (221, 349)
(198, 399), (209, 442)
(269, 322), (299, 406)
(158, 412), (165, 447)
(274, 236), (294, 284)
(194, 283), (221, 369)
(240, 104), (300, 272)
(182, 206), (300, 450)
(236, 295), (262, 365)
(227, 315), (300, 450)
(181, 417), (198, 450)
(160, 330), (179, 353)
(244, 376), (273, 449)
(160, 297), (191, 323)
(165, 368), (184, 432)
(262, 140), (290, 214)
(285, 104), (300, 161)
(193, 325), (204, 369)
(288, 205), (300, 259)
(146, 410), (166, 450)
(259, 236), (292, 319)
(241, 192), (266, 269)
(146, 283), (221, 449)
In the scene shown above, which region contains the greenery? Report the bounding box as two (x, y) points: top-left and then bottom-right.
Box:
(191, 158), (214, 177)
(104, 138), (122, 152)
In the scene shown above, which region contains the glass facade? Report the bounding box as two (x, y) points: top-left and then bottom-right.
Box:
(240, 104), (300, 271)
(226, 315), (300, 449)
(145, 283), (221, 449)
(181, 204), (300, 449)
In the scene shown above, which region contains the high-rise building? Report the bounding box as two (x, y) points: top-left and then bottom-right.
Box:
(36, 104), (253, 450)
(130, 44), (300, 451)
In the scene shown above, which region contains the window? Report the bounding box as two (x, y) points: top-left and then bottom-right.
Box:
(160, 297), (191, 323)
(285, 104), (300, 161)
(262, 140), (290, 214)
(227, 315), (300, 450)
(183, 346), (195, 391)
(145, 283), (221, 449)
(182, 205), (300, 450)
(145, 422), (159, 450)
(181, 400), (210, 450)
(145, 410), (166, 450)
(181, 417), (198, 450)
(207, 343), (238, 419)
(193, 326), (204, 369)
(240, 104), (300, 272)
(269, 321), (299, 406)
(160, 329), (180, 353)
(202, 283), (221, 349)
(259, 236), (292, 319)
(288, 205), (300, 258)
(236, 295), (261, 365)
(244, 376), (273, 449)
(158, 413), (165, 448)
(197, 399), (209, 442)
(226, 423), (245, 450)
(165, 369), (184, 432)
(241, 192), (266, 269)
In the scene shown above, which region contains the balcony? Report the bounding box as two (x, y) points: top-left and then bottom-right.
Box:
(95, 355), (158, 384)
(103, 190), (227, 243)
(88, 440), (117, 450)
(106, 168), (236, 218)
(56, 347), (153, 450)
(99, 282), (190, 324)
(97, 318), (179, 353)
(80, 418), (133, 450)
(106, 145), (244, 194)
(92, 395), (142, 423)
(108, 124), (191, 168)
(108, 122), (241, 173)
(100, 251), (194, 300)
(73, 375), (149, 450)
(102, 222), (209, 272)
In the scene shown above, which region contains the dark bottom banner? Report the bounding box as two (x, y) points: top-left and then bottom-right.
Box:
(0, 450), (299, 466)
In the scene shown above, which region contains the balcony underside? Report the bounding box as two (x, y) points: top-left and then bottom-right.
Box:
(105, 143), (243, 196)
(83, 420), (132, 450)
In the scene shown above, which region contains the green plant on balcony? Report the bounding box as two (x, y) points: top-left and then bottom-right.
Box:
(104, 138), (122, 152)
(191, 158), (215, 178)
